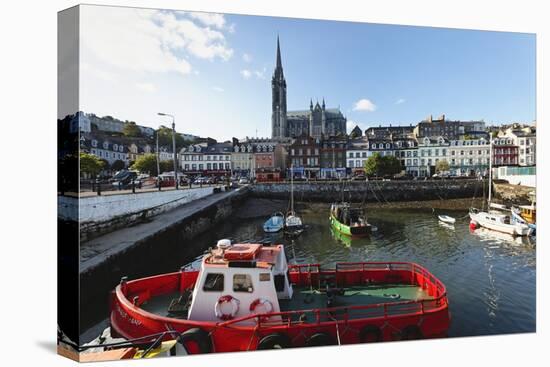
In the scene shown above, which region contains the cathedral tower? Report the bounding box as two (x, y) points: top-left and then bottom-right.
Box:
(271, 36), (287, 139)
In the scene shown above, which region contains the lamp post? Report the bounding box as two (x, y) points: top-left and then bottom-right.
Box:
(158, 113), (178, 189)
(155, 129), (160, 190)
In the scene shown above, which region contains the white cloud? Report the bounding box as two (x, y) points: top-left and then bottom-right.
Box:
(188, 11), (226, 29)
(240, 69), (252, 79)
(240, 67), (266, 80)
(242, 53), (252, 63)
(395, 98), (406, 105)
(135, 82), (157, 93)
(80, 7), (234, 79)
(212, 86), (224, 92)
(353, 98), (377, 112)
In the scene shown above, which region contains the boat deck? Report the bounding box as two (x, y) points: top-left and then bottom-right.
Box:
(281, 284), (432, 312)
(139, 284), (432, 321)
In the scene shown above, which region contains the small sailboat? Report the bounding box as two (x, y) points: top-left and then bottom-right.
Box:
(263, 212), (285, 233)
(438, 215), (456, 224)
(285, 165), (303, 233)
(469, 138), (532, 237)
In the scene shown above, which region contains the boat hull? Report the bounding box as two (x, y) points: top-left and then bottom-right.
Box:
(470, 212), (531, 236)
(110, 263), (450, 353)
(330, 213), (370, 236)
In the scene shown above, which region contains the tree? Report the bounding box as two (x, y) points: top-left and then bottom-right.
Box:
(363, 153), (402, 177)
(80, 152), (105, 177)
(364, 153), (383, 177)
(381, 155), (402, 176)
(122, 121), (142, 137)
(111, 159), (126, 171)
(156, 126), (185, 150)
(436, 159), (450, 173)
(131, 153), (158, 175)
(160, 160), (174, 174)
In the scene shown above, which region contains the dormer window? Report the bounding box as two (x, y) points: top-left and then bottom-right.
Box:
(113, 144), (118, 151)
(234, 146), (239, 152)
(103, 142), (109, 149)
(91, 140), (98, 147)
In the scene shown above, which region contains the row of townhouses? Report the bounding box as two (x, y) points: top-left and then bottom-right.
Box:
(79, 115), (535, 180)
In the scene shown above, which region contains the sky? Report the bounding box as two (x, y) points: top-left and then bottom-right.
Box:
(79, 5), (536, 141)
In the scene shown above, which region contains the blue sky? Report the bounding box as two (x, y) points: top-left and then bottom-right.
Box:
(80, 5), (535, 141)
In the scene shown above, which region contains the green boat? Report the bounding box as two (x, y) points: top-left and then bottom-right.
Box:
(330, 202), (372, 236)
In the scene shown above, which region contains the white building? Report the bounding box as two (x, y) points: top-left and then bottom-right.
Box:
(346, 138), (371, 173)
(87, 137), (129, 166)
(447, 138), (490, 176)
(180, 142), (232, 174)
(417, 136), (449, 177)
(393, 138), (419, 176)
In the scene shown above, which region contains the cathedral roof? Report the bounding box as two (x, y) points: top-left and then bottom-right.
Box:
(286, 108), (344, 119)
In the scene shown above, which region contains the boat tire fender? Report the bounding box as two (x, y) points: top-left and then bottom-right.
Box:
(359, 325), (383, 343)
(177, 328), (213, 354)
(306, 333), (335, 347)
(215, 295), (240, 320)
(400, 325), (423, 340)
(257, 333), (291, 350)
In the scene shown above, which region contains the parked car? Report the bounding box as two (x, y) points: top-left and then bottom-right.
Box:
(238, 177), (249, 184)
(112, 171), (141, 189)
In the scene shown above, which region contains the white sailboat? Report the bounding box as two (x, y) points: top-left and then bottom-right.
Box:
(469, 138), (532, 236)
(285, 165), (303, 233)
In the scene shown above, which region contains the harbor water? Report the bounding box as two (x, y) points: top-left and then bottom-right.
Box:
(81, 200), (536, 342)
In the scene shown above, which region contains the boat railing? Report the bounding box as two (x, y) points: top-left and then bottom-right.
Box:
(220, 262), (447, 330)
(218, 294), (445, 330)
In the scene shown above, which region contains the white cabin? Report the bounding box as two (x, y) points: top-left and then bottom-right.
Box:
(187, 240), (293, 323)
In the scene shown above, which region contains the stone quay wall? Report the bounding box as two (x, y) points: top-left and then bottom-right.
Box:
(250, 179), (486, 203)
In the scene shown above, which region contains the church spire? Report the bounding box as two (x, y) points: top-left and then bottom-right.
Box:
(276, 35), (282, 69)
(273, 35), (284, 80)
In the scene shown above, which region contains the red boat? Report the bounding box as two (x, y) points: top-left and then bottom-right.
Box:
(110, 240), (450, 354)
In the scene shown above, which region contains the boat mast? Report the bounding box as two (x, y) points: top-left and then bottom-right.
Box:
(290, 164), (294, 212)
(487, 137), (493, 207)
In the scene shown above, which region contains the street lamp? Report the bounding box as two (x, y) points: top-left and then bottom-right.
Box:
(158, 112), (178, 189)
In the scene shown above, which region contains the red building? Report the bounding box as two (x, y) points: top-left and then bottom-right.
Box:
(255, 168), (283, 182)
(492, 137), (518, 166)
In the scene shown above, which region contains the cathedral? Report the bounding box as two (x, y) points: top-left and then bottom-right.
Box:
(271, 37), (347, 140)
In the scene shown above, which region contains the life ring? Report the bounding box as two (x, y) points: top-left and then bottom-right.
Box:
(249, 298), (273, 321)
(215, 295), (240, 320)
(177, 328), (213, 354)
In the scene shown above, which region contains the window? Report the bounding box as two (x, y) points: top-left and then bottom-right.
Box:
(362, 152), (367, 158)
(349, 160), (354, 168)
(233, 274), (253, 293)
(356, 160), (360, 167)
(203, 273), (224, 292)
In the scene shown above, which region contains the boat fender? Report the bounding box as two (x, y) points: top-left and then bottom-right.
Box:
(215, 295), (240, 320)
(177, 328), (213, 354)
(400, 325), (423, 340)
(249, 298), (274, 321)
(359, 325), (383, 343)
(257, 333), (291, 350)
(383, 293), (401, 299)
(306, 333), (335, 347)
